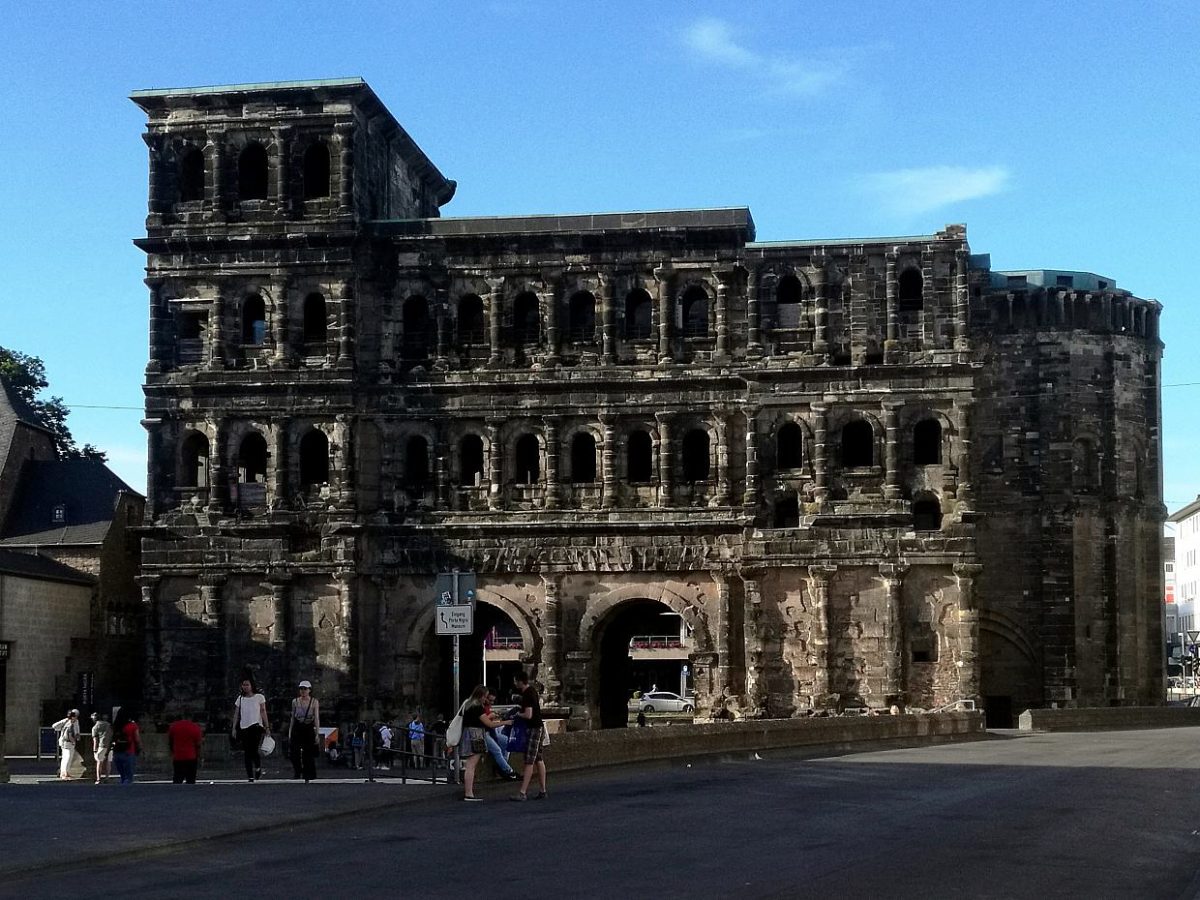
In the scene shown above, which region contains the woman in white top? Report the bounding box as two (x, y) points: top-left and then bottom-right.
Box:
(231, 678), (270, 782)
(52, 709), (81, 780)
(288, 680), (321, 783)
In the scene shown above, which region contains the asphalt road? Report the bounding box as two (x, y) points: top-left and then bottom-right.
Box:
(7, 728), (1200, 899)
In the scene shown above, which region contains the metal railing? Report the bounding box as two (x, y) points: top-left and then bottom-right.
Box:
(628, 635), (687, 649)
(923, 699), (978, 715)
(363, 728), (456, 785)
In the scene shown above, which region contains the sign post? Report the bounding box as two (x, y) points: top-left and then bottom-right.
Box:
(435, 573), (476, 717)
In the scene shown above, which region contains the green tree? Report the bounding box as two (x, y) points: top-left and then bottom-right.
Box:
(0, 346), (107, 462)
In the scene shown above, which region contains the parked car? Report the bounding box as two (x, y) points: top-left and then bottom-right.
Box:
(631, 691), (695, 713)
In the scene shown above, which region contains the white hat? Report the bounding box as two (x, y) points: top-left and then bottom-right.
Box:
(298, 680), (312, 689)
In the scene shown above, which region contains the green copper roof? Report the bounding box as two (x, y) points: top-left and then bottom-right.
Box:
(130, 77), (365, 98)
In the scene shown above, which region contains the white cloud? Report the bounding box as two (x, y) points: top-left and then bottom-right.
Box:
(683, 17), (844, 97)
(858, 165), (1011, 215)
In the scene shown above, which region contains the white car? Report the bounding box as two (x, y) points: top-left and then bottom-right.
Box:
(632, 691), (695, 713)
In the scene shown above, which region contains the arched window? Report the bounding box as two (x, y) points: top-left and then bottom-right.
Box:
(514, 434), (540, 484)
(773, 495), (800, 528)
(301, 142), (331, 200)
(238, 432), (268, 483)
(178, 147), (205, 203)
(238, 143), (269, 201)
(627, 430), (653, 483)
(513, 292), (540, 346)
(302, 293), (327, 344)
(1073, 438), (1098, 492)
(242, 294), (267, 345)
(841, 420), (874, 468)
(459, 434), (484, 487)
(776, 275), (803, 329)
(298, 429), (330, 487)
(457, 294), (486, 344)
(567, 291), (596, 343)
(912, 496), (942, 531)
(180, 432), (209, 488)
(405, 435), (430, 485)
(681, 429), (710, 481)
(777, 422), (803, 470)
(898, 269), (923, 312)
(625, 289), (652, 339)
(402, 295), (431, 355)
(913, 419), (942, 465)
(570, 433), (597, 483)
(680, 286), (709, 338)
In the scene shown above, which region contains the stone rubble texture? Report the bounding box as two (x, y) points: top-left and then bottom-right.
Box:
(131, 79), (1164, 728)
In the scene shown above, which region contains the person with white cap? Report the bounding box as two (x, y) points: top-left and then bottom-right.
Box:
(51, 709), (81, 780)
(288, 680), (321, 783)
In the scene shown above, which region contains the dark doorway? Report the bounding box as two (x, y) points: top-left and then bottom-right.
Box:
(913, 419), (942, 465)
(429, 603), (525, 716)
(298, 430), (330, 487)
(570, 433), (597, 483)
(624, 289), (652, 339)
(627, 430), (653, 483)
(302, 293), (327, 344)
(984, 695), (1013, 728)
(596, 599), (685, 728)
(238, 143), (269, 201)
(178, 147), (205, 203)
(301, 142), (331, 200)
(459, 435), (484, 487)
(841, 420), (874, 468)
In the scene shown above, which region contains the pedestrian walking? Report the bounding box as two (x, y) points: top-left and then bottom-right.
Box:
(351, 723), (366, 769)
(288, 680), (321, 782)
(459, 685), (511, 801)
(167, 712), (204, 784)
(111, 711), (141, 784)
(232, 678), (270, 782)
(51, 709), (81, 780)
(511, 670), (547, 802)
(90, 712), (113, 783)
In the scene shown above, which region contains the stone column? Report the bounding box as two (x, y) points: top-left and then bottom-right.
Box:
(434, 288), (450, 371)
(270, 423), (288, 509)
(955, 402), (974, 509)
(145, 280), (167, 374)
(954, 248), (970, 349)
(205, 133), (225, 217)
(807, 565), (836, 704)
(487, 282), (503, 368)
(207, 422), (228, 514)
(541, 576), (563, 705)
(334, 122), (354, 215)
(600, 275), (616, 363)
(334, 414), (355, 510)
(137, 576), (163, 713)
(209, 294), (225, 370)
(714, 574), (733, 700)
(954, 563), (983, 704)
(656, 412), (673, 507)
(335, 570), (357, 696)
(812, 256), (829, 359)
(144, 133), (166, 220)
(543, 417), (560, 510)
(811, 402), (829, 504)
(600, 415), (617, 509)
(714, 272), (731, 358)
(655, 266), (673, 363)
(199, 575), (229, 707)
(740, 567), (767, 715)
(143, 420), (162, 519)
(716, 418), (731, 505)
(435, 428), (450, 509)
(271, 125), (291, 216)
(885, 250), (899, 346)
(883, 401), (902, 502)
(486, 418), (503, 510)
(543, 283), (560, 365)
(879, 563), (907, 702)
(746, 269), (762, 354)
(336, 280), (355, 368)
(271, 280), (290, 365)
(742, 409), (760, 518)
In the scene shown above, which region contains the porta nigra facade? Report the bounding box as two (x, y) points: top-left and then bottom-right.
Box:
(132, 79), (1165, 730)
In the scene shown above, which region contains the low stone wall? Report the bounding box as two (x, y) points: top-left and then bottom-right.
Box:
(545, 712), (984, 773)
(0, 732), (8, 783)
(1019, 707), (1200, 732)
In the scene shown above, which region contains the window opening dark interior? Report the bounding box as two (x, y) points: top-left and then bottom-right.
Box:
(681, 429), (710, 481)
(458, 294), (486, 344)
(570, 433), (597, 483)
(242, 294), (266, 345)
(178, 312), (206, 364)
(514, 434), (540, 484)
(301, 142), (331, 200)
(777, 422), (803, 470)
(238, 433), (268, 483)
(909, 621), (938, 663)
(302, 293), (327, 344)
(624, 289), (652, 339)
(680, 287), (708, 338)
(913, 419), (942, 465)
(776, 275), (803, 329)
(567, 291), (596, 343)
(459, 435), (484, 487)
(178, 147), (205, 203)
(405, 435), (430, 485)
(402, 296), (431, 354)
(898, 269), (923, 312)
(238, 143), (269, 201)
(841, 420), (874, 468)
(513, 293), (539, 346)
(912, 497), (942, 531)
(773, 495), (800, 528)
(627, 430), (653, 483)
(180, 433), (209, 488)
(299, 430), (330, 488)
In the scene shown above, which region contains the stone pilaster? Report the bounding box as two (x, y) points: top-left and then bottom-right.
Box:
(199, 575), (229, 705)
(879, 563), (908, 702)
(955, 402), (974, 509)
(271, 125), (291, 216)
(271, 280), (290, 365)
(334, 122), (354, 215)
(434, 288), (450, 370)
(144, 132), (166, 219)
(740, 567), (767, 715)
(270, 423), (288, 508)
(336, 280), (355, 367)
(146, 279), (166, 374)
(746, 269), (762, 354)
(543, 417), (560, 510)
(714, 574), (733, 699)
(541, 576), (563, 705)
(807, 565), (837, 704)
(885, 250), (899, 351)
(954, 563), (983, 705)
(954, 248), (970, 349)
(714, 271), (732, 358)
(742, 409), (759, 517)
(137, 575), (163, 713)
(601, 416), (617, 509)
(600, 275), (616, 363)
(656, 412), (673, 506)
(143, 419), (162, 519)
(334, 415), (354, 510)
(205, 133), (225, 216)
(811, 402), (829, 504)
(487, 282), (503, 368)
(655, 266), (673, 363)
(543, 283), (560, 365)
(209, 294), (225, 370)
(883, 401), (902, 501)
(716, 418), (731, 505)
(812, 256), (829, 359)
(486, 418), (503, 509)
(207, 423), (227, 514)
(335, 569), (357, 697)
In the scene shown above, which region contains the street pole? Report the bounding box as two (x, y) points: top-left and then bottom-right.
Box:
(452, 571), (461, 716)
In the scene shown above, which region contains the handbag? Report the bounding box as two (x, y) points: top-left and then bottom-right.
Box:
(508, 717), (529, 754)
(444, 699), (469, 746)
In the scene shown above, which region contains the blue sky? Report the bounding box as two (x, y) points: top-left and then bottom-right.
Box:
(1, 1), (1197, 510)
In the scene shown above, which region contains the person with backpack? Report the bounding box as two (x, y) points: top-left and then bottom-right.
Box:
(111, 710), (141, 784)
(51, 709), (81, 780)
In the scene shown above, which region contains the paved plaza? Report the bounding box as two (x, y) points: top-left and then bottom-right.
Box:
(3, 728), (1200, 899)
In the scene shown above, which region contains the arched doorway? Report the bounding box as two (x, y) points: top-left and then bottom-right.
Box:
(980, 621), (1042, 728)
(594, 599), (692, 728)
(421, 601), (528, 716)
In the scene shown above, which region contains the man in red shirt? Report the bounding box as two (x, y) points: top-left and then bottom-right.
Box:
(167, 713), (204, 784)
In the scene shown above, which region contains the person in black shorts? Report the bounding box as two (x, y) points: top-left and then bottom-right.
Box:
(511, 670), (547, 801)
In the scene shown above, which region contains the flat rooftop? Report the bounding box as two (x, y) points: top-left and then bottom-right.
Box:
(130, 77), (366, 99)
(375, 207), (755, 238)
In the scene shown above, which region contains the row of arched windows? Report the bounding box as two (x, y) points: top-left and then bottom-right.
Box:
(174, 141), (331, 205)
(230, 292), (329, 346)
(178, 430), (330, 492)
(774, 417), (943, 470)
(769, 270), (923, 318)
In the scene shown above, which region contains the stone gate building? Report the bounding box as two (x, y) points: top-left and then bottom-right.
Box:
(132, 78), (1164, 729)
